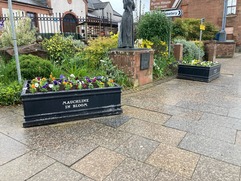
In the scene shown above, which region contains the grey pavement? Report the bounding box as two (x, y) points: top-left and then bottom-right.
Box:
(1, 54), (241, 181)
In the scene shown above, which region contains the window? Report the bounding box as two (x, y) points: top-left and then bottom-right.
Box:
(26, 12), (38, 29)
(227, 0), (237, 15)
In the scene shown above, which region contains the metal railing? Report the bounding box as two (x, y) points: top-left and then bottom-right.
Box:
(0, 13), (119, 40)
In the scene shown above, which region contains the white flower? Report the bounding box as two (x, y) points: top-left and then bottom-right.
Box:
(49, 84), (53, 88)
(35, 83), (39, 88)
(70, 74), (75, 78)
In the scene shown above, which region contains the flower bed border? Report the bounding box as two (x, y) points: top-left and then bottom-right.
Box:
(177, 64), (221, 82)
(21, 81), (122, 127)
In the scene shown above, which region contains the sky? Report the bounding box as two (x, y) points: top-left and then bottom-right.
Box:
(102, 0), (150, 15)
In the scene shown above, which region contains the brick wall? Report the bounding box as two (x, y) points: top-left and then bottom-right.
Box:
(180, 0), (241, 49)
(216, 41), (236, 58)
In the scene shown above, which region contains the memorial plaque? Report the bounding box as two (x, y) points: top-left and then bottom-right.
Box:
(140, 53), (150, 70)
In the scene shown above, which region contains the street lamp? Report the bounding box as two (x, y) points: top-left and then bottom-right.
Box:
(219, 0), (228, 42)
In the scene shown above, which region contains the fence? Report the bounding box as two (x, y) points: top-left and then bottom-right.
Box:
(0, 13), (119, 40)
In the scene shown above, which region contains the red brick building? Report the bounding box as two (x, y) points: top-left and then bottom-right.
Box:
(181, 0), (241, 47)
(151, 0), (241, 51)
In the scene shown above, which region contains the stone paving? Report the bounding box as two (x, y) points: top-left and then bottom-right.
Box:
(1, 54), (241, 180)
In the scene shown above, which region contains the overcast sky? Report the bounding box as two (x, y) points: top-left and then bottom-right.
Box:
(102, 0), (150, 15)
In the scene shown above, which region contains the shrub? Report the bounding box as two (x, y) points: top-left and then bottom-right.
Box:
(0, 81), (22, 106)
(172, 18), (219, 40)
(153, 55), (177, 79)
(173, 39), (204, 62)
(41, 34), (76, 64)
(5, 54), (53, 81)
(80, 34), (118, 68)
(0, 16), (36, 47)
(136, 11), (172, 43)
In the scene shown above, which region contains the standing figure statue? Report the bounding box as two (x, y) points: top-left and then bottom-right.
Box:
(118, 0), (135, 48)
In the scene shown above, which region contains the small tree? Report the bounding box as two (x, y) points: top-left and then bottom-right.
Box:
(136, 11), (172, 43)
(0, 16), (36, 47)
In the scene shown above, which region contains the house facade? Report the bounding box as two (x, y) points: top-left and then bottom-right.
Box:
(87, 0), (122, 36)
(0, 0), (121, 38)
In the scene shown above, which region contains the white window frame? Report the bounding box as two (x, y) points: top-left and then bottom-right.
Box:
(227, 0), (237, 15)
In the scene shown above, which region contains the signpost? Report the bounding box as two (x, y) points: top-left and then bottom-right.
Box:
(150, 0), (183, 58)
(164, 9), (182, 17)
(150, 0), (182, 11)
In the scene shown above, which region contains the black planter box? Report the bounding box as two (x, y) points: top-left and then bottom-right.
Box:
(21, 82), (122, 127)
(177, 64), (221, 82)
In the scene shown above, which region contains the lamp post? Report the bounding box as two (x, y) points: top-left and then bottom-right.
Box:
(219, 0), (228, 42)
(8, 0), (21, 83)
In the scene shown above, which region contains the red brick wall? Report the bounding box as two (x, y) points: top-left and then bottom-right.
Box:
(0, 1), (51, 16)
(180, 0), (241, 47)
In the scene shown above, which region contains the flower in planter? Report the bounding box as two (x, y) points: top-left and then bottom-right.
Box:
(27, 74), (116, 94)
(182, 59), (219, 67)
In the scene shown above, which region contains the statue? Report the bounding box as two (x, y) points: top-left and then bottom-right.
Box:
(118, 0), (135, 48)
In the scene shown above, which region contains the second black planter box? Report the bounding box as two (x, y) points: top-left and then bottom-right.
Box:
(177, 64), (221, 82)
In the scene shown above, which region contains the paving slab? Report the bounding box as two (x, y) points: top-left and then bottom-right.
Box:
(154, 170), (190, 181)
(228, 107), (241, 119)
(119, 118), (186, 146)
(82, 126), (133, 150)
(27, 162), (84, 181)
(179, 133), (241, 166)
(199, 113), (241, 130)
(104, 158), (159, 181)
(236, 131), (241, 146)
(0, 133), (30, 166)
(71, 147), (125, 181)
(90, 114), (130, 128)
(146, 143), (200, 179)
(192, 156), (240, 181)
(115, 135), (159, 162)
(0, 150), (55, 181)
(122, 105), (171, 125)
(165, 119), (237, 143)
(176, 101), (229, 116)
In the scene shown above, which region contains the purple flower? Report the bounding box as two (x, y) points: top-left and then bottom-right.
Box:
(42, 83), (48, 89)
(60, 74), (65, 80)
(53, 80), (58, 85)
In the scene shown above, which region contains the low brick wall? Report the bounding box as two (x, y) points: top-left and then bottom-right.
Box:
(216, 41), (236, 58)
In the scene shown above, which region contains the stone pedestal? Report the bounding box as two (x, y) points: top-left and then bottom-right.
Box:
(109, 48), (154, 87)
(173, 43), (183, 62)
(204, 40), (217, 62)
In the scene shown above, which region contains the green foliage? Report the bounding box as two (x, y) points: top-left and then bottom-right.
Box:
(5, 54), (53, 81)
(0, 16), (36, 47)
(153, 55), (176, 79)
(0, 81), (22, 106)
(61, 56), (88, 78)
(172, 18), (219, 40)
(136, 11), (172, 43)
(100, 57), (132, 88)
(41, 34), (76, 64)
(173, 39), (205, 63)
(172, 19), (188, 39)
(80, 34), (118, 68)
